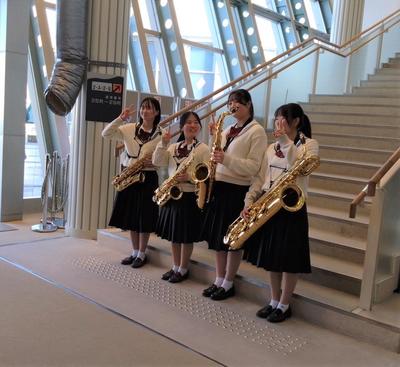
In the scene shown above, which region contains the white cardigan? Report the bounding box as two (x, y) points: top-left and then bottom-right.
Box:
(214, 120), (268, 186)
(152, 141), (210, 192)
(102, 117), (161, 169)
(244, 135), (319, 207)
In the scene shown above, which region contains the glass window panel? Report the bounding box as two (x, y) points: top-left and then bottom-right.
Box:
(255, 15), (286, 60)
(45, 7), (56, 57)
(146, 34), (173, 96)
(173, 0), (221, 48)
(251, 0), (276, 11)
(138, 0), (159, 31)
(304, 0), (326, 32)
(24, 88), (44, 198)
(183, 45), (228, 99)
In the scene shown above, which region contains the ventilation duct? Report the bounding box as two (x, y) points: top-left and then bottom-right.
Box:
(44, 0), (88, 116)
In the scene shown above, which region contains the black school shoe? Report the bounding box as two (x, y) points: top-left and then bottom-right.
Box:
(202, 284), (219, 297)
(256, 305), (276, 319)
(121, 255), (135, 265)
(168, 271), (189, 283)
(161, 269), (175, 281)
(210, 286), (235, 301)
(267, 307), (292, 323)
(131, 256), (147, 268)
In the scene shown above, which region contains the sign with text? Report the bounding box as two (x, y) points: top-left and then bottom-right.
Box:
(86, 74), (124, 122)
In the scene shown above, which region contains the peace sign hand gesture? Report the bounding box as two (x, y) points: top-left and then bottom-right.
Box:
(120, 104), (136, 123)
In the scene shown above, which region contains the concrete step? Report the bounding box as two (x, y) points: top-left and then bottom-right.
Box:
(308, 205), (369, 242)
(305, 111), (400, 125)
(302, 103), (400, 116)
(368, 74), (400, 81)
(382, 62), (400, 68)
(309, 94), (400, 106)
(378, 65), (400, 73)
(312, 121), (400, 137)
(387, 57), (400, 64)
(304, 253), (363, 295)
(318, 158), (380, 179)
(360, 80), (400, 88)
(309, 227), (366, 264)
(308, 187), (371, 218)
(314, 132), (400, 150)
(309, 171), (368, 195)
(352, 87), (400, 97)
(319, 144), (393, 164)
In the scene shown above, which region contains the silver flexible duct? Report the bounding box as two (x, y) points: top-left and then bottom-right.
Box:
(44, 0), (88, 116)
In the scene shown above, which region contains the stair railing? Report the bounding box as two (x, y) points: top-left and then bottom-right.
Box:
(156, 9), (400, 133)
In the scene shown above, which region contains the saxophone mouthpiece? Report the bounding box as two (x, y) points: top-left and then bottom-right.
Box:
(229, 106), (238, 114)
(299, 132), (306, 144)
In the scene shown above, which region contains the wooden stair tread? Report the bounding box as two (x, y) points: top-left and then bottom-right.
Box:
(319, 144), (393, 154)
(319, 158), (381, 168)
(311, 171), (369, 183)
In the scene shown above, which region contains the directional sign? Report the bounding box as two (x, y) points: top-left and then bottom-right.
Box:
(86, 74), (124, 122)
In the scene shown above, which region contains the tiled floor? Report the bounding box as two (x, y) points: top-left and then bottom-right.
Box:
(0, 214), (399, 366)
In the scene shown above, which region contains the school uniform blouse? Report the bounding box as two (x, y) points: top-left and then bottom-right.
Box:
(152, 140), (210, 193)
(244, 135), (319, 207)
(102, 117), (161, 170)
(214, 120), (268, 186)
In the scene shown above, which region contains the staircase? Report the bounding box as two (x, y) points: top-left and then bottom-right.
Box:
(299, 53), (400, 300)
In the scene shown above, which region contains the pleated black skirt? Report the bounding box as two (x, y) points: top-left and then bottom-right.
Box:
(201, 181), (249, 252)
(243, 204), (311, 273)
(109, 170), (159, 233)
(155, 192), (203, 243)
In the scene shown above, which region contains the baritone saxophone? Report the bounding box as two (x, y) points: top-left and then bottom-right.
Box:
(223, 134), (320, 250)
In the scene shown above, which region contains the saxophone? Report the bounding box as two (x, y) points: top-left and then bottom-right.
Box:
(153, 152), (195, 207)
(193, 109), (235, 209)
(223, 134), (320, 250)
(112, 154), (150, 192)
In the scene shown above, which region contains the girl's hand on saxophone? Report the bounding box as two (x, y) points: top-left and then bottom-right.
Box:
(208, 113), (216, 136)
(120, 104), (136, 122)
(176, 172), (189, 182)
(143, 153), (154, 168)
(240, 207), (250, 220)
(212, 149), (224, 163)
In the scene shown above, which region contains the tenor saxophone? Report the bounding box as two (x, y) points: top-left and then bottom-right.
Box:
(223, 136), (320, 250)
(112, 154), (149, 191)
(193, 109), (235, 209)
(153, 152), (195, 207)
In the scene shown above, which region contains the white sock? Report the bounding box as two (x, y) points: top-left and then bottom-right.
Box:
(221, 279), (233, 291)
(277, 303), (289, 313)
(137, 251), (146, 260)
(269, 299), (279, 308)
(178, 267), (187, 276)
(214, 277), (224, 287)
(131, 250), (139, 258)
(172, 265), (179, 272)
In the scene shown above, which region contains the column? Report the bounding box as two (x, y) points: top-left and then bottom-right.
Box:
(330, 0), (365, 44)
(0, 0), (30, 221)
(67, 0), (130, 239)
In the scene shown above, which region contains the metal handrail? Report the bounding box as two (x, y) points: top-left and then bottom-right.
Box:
(157, 9), (400, 129)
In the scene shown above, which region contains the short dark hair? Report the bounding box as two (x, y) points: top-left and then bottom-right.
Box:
(139, 97), (161, 127)
(228, 89), (254, 120)
(177, 111), (202, 142)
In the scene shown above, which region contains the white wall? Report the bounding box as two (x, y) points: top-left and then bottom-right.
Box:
(362, 0), (400, 28)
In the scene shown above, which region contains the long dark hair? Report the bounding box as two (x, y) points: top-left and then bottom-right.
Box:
(177, 111), (202, 142)
(228, 89), (254, 121)
(274, 103), (311, 144)
(138, 97), (161, 128)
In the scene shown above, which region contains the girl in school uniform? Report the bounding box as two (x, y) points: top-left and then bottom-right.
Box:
(201, 89), (268, 300)
(102, 97), (162, 268)
(243, 103), (319, 323)
(152, 111), (210, 283)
